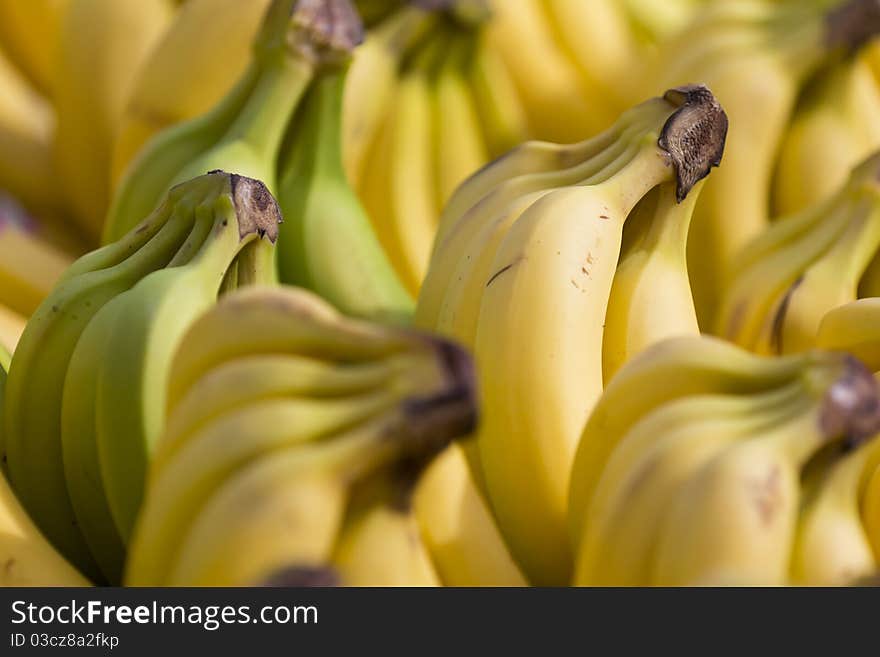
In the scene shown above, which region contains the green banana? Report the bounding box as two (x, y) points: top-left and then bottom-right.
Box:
(276, 60), (414, 324)
(103, 0), (363, 243)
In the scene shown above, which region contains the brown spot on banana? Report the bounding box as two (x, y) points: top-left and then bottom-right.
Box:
(259, 565), (341, 587)
(819, 355), (880, 446)
(825, 0), (880, 53)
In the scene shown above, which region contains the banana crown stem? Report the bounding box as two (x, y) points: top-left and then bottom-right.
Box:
(658, 85), (729, 202)
(819, 355), (880, 446)
(825, 0), (880, 53)
(258, 0), (364, 66)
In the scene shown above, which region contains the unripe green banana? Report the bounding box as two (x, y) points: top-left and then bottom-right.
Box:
(276, 61), (414, 324)
(103, 0), (363, 244)
(2, 172), (279, 580)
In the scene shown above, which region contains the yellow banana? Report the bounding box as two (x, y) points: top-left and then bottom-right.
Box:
(0, 0), (67, 96)
(0, 222), (74, 316)
(54, 0), (173, 241)
(773, 58), (880, 216)
(111, 0), (272, 188)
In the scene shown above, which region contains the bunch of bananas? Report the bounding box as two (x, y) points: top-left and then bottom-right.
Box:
(568, 336), (880, 586)
(2, 171), (280, 583)
(126, 287), (476, 586)
(0, 0), (879, 590)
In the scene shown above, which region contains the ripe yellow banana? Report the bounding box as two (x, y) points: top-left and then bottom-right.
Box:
(125, 286), (477, 585)
(653, 0), (880, 328)
(651, 361), (880, 586)
(0, 44), (61, 216)
(0, 303), (25, 353)
(718, 151), (880, 355)
(412, 443), (528, 586)
(342, 1), (440, 187)
(359, 38), (442, 295)
(432, 34), (489, 210)
(469, 87), (726, 584)
(791, 436), (880, 585)
(0, 0), (67, 97)
(568, 336), (825, 550)
(601, 179), (704, 384)
(110, 0), (273, 189)
(0, 222), (74, 316)
(467, 30), (529, 158)
(575, 383), (805, 585)
(54, 0), (173, 241)
(817, 297), (880, 371)
(333, 481), (441, 586)
(773, 58), (880, 216)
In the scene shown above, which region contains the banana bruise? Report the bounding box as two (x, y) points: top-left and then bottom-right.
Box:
(104, 0), (364, 244)
(125, 286), (477, 585)
(464, 86), (726, 584)
(276, 60), (414, 324)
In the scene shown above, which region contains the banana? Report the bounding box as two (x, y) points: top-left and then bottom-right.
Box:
(542, 0), (640, 109)
(470, 87), (726, 584)
(0, 44), (61, 215)
(421, 84), (689, 335)
(485, 0), (616, 142)
(53, 0), (174, 241)
(358, 35), (443, 295)
(0, 353), (90, 586)
(432, 33), (489, 210)
(791, 436), (880, 585)
(574, 383), (806, 585)
(601, 179), (703, 384)
(652, 0), (880, 328)
(342, 1), (440, 187)
(412, 442), (527, 586)
(568, 336), (823, 550)
(276, 59), (414, 323)
(718, 151), (880, 355)
(110, 0), (273, 188)
(94, 175), (280, 541)
(467, 30), (529, 158)
(103, 0), (361, 243)
(0, 303), (25, 353)
(651, 359), (880, 585)
(817, 298), (880, 371)
(863, 440), (880, 560)
(0, 0), (67, 97)
(0, 221), (74, 316)
(2, 172), (278, 577)
(125, 285), (476, 585)
(333, 478), (441, 586)
(773, 58), (880, 216)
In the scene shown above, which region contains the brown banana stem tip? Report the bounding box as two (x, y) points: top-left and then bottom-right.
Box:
(825, 0), (880, 52)
(293, 0), (365, 56)
(260, 566), (342, 587)
(216, 172), (282, 243)
(399, 338), (478, 461)
(659, 84), (729, 203)
(819, 355), (880, 446)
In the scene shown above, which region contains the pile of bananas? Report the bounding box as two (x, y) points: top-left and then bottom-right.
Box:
(1, 0), (880, 588)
